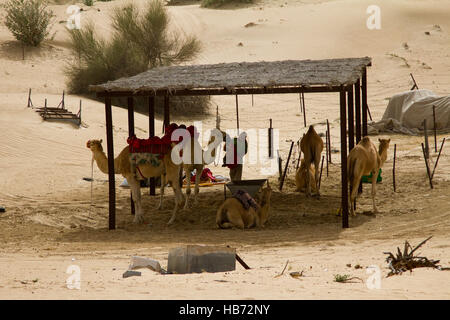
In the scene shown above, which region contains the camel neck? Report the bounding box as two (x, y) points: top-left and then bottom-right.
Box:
(93, 150), (109, 174)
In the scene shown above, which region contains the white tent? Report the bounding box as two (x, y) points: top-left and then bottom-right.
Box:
(369, 89), (450, 135)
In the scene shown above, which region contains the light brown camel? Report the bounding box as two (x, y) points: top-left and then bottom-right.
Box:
(216, 185), (272, 230)
(347, 137), (390, 216)
(86, 139), (183, 225)
(180, 129), (222, 209)
(300, 125), (324, 197)
(295, 159), (317, 193)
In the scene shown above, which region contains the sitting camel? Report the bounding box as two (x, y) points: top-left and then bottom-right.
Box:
(347, 137), (390, 215)
(300, 125), (324, 197)
(295, 159), (317, 193)
(216, 185), (272, 229)
(86, 139), (183, 225)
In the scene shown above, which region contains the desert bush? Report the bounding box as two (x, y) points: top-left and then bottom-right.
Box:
(2, 0), (54, 46)
(201, 0), (253, 8)
(83, 0), (94, 6)
(66, 0), (209, 116)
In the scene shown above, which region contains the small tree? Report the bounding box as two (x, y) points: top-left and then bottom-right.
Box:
(66, 0), (209, 116)
(2, 0), (54, 47)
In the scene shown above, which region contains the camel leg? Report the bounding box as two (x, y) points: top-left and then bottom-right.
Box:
(193, 165), (202, 205)
(183, 167), (191, 210)
(314, 158), (321, 197)
(127, 175), (143, 224)
(349, 176), (360, 216)
(227, 210), (245, 230)
(305, 160), (312, 197)
(167, 168), (182, 225)
(157, 174), (165, 210)
(371, 169), (379, 214)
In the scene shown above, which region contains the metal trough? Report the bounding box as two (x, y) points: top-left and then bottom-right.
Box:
(225, 179), (268, 199)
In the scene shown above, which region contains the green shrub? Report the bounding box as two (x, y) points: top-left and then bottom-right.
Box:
(201, 0), (253, 8)
(2, 0), (54, 46)
(83, 0), (94, 6)
(66, 0), (209, 116)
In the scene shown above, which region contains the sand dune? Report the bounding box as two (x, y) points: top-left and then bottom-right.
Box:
(1, 0), (450, 299)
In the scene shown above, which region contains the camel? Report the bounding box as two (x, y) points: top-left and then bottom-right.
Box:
(216, 185), (272, 230)
(347, 137), (390, 216)
(86, 139), (183, 225)
(295, 159), (317, 193)
(300, 125), (324, 197)
(178, 128), (222, 210)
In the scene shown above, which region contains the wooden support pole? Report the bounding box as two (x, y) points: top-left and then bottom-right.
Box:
(149, 96), (156, 196)
(421, 143), (433, 189)
(410, 73), (419, 90)
(127, 97), (135, 137)
(298, 93), (302, 114)
(362, 68), (368, 137)
(340, 89), (349, 228)
(355, 80), (362, 144)
(277, 150), (282, 181)
(268, 119), (273, 158)
(325, 131), (329, 177)
(318, 155), (324, 190)
(393, 144), (397, 192)
(302, 91), (306, 127)
(347, 86), (355, 152)
(433, 105), (437, 152)
(431, 138), (446, 179)
(279, 141), (294, 191)
(327, 119), (332, 163)
(235, 94), (240, 134)
(105, 97), (116, 230)
(163, 95), (170, 133)
(127, 97), (136, 216)
(423, 119), (429, 159)
(367, 104), (373, 122)
(27, 88), (32, 108)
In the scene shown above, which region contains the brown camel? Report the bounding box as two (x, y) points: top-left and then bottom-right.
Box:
(300, 125), (324, 197)
(216, 185), (272, 229)
(86, 139), (183, 225)
(295, 159), (317, 193)
(347, 137), (390, 216)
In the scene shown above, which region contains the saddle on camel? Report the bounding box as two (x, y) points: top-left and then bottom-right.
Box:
(87, 123), (189, 225)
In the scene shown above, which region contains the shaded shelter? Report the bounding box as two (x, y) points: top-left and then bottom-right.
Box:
(90, 57), (372, 230)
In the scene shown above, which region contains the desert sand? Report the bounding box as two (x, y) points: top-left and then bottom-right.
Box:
(0, 0), (450, 299)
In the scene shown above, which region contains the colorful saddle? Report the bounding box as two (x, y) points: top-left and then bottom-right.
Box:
(233, 189), (260, 211)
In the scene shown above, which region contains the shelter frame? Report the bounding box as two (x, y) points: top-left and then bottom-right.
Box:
(91, 58), (372, 230)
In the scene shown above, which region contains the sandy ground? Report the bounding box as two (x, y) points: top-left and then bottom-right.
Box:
(1, 0), (450, 299)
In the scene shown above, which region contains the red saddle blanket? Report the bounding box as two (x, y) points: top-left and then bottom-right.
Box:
(190, 168), (216, 183)
(127, 123), (198, 155)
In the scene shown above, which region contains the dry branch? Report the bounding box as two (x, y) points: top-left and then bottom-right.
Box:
(383, 236), (449, 277)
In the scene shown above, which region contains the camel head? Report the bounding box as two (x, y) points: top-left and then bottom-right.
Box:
(86, 139), (103, 153)
(378, 138), (391, 164)
(258, 184), (272, 227)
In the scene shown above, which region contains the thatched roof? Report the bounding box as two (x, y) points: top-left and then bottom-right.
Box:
(90, 57), (371, 96)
